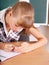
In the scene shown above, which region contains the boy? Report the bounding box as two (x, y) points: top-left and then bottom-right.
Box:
(0, 2), (48, 53)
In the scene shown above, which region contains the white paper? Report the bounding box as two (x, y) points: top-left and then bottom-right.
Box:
(0, 49), (21, 61)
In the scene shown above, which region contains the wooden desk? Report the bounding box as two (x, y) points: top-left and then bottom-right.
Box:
(1, 46), (49, 65)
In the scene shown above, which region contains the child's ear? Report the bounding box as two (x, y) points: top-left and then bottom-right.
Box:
(9, 10), (13, 16)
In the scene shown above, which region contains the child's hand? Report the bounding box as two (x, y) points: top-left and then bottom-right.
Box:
(14, 47), (22, 53)
(4, 44), (22, 53)
(4, 44), (15, 52)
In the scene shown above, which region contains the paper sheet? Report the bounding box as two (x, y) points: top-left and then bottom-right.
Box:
(0, 49), (21, 61)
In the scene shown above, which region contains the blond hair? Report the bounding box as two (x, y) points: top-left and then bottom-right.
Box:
(12, 2), (34, 28)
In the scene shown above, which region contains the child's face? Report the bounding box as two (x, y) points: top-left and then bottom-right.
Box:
(8, 12), (34, 32)
(7, 13), (24, 32)
(9, 17), (24, 32)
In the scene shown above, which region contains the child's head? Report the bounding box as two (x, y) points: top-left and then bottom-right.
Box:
(6, 2), (34, 32)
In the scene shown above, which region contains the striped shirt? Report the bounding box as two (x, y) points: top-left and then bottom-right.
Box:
(0, 22), (24, 42)
(0, 7), (29, 42)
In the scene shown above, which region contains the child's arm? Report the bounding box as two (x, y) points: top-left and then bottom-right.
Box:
(0, 27), (48, 53)
(18, 27), (48, 53)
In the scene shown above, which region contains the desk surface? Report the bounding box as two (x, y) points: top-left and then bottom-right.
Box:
(1, 46), (49, 65)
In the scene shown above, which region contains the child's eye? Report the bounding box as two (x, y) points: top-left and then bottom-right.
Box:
(24, 16), (33, 21)
(15, 24), (19, 27)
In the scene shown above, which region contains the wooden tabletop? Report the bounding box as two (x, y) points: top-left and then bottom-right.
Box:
(1, 46), (49, 65)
